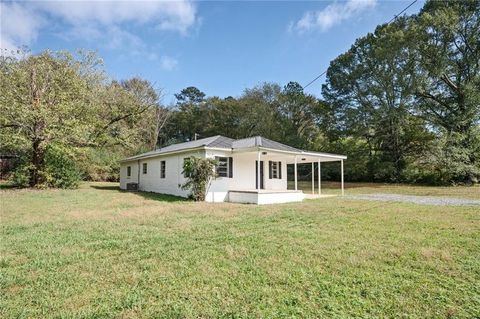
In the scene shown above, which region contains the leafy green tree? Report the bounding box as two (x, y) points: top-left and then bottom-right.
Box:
(181, 156), (217, 201)
(278, 82), (320, 148)
(238, 82), (283, 140)
(172, 86), (210, 141)
(412, 0), (480, 183)
(0, 50), (166, 187)
(322, 18), (433, 181)
(0, 50), (102, 187)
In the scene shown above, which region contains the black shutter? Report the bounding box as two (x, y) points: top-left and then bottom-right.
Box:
(228, 157), (233, 178)
(269, 161), (272, 179)
(279, 161), (282, 179)
(214, 156), (219, 176)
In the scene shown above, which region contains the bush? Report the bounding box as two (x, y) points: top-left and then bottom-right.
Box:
(10, 144), (81, 189)
(10, 161), (33, 188)
(43, 144), (81, 188)
(181, 157), (217, 201)
(77, 148), (121, 182)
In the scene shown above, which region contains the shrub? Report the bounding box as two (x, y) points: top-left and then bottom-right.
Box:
(43, 144), (82, 188)
(10, 160), (33, 188)
(181, 157), (217, 201)
(77, 148), (121, 182)
(10, 144), (81, 189)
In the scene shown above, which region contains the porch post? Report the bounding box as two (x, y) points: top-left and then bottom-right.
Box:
(318, 160), (321, 195)
(311, 162), (314, 194)
(294, 156), (298, 191)
(257, 150), (261, 190)
(341, 159), (344, 196)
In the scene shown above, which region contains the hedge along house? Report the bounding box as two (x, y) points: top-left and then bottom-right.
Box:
(119, 135), (347, 204)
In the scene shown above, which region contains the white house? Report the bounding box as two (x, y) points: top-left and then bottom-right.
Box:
(119, 135), (346, 204)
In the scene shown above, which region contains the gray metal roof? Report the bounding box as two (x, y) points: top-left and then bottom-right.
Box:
(121, 135), (344, 162)
(123, 135), (233, 161)
(232, 136), (301, 152)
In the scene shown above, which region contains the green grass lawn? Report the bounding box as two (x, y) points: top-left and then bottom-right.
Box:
(1, 182), (479, 318)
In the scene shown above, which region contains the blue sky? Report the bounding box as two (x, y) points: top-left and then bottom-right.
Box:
(1, 0), (424, 102)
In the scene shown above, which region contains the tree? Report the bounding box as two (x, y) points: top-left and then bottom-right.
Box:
(181, 156), (217, 201)
(120, 78), (169, 151)
(172, 86), (209, 141)
(278, 82), (319, 148)
(412, 0), (480, 183)
(322, 18), (432, 181)
(0, 50), (167, 187)
(238, 82), (283, 140)
(0, 50), (102, 186)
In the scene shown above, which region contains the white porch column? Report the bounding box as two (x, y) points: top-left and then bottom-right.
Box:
(318, 160), (321, 195)
(341, 159), (344, 196)
(294, 156), (298, 191)
(311, 162), (314, 194)
(257, 150), (261, 190)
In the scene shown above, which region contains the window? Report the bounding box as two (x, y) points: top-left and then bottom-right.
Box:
(142, 163), (147, 174)
(127, 166), (131, 178)
(215, 157), (233, 178)
(160, 161), (166, 178)
(269, 161), (282, 179)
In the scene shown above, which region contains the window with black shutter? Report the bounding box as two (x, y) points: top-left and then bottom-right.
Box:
(142, 163), (147, 174)
(127, 166), (131, 177)
(215, 156), (233, 178)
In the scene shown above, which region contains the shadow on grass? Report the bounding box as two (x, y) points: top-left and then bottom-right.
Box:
(89, 184), (189, 203)
(90, 185), (119, 191)
(0, 183), (17, 190)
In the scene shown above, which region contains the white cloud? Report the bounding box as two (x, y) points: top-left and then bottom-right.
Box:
(37, 0), (197, 35)
(160, 55), (178, 71)
(290, 0), (377, 33)
(0, 0), (197, 53)
(0, 2), (45, 54)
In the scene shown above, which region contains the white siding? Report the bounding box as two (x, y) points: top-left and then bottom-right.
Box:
(119, 150), (205, 197)
(205, 150), (289, 198)
(120, 149), (291, 202)
(120, 161), (139, 189)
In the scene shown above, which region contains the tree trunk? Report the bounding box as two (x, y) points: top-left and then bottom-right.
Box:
(30, 137), (45, 187)
(28, 65), (46, 187)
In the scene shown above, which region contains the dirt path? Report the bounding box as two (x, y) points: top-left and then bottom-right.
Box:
(349, 193), (480, 206)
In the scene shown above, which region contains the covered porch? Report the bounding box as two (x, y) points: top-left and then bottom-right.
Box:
(227, 147), (347, 204)
(283, 151), (346, 197)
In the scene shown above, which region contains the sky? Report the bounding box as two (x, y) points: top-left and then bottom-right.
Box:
(0, 0), (425, 103)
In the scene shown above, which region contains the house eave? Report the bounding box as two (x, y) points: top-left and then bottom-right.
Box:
(232, 146), (347, 160)
(119, 146), (208, 163)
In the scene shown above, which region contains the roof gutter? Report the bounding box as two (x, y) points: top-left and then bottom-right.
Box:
(232, 146), (347, 160)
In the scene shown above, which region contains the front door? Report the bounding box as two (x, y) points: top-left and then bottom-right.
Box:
(255, 160), (264, 189)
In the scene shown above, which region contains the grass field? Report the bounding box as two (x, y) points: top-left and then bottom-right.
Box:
(1, 182), (479, 318)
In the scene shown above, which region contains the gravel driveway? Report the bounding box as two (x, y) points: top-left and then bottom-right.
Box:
(349, 193), (480, 206)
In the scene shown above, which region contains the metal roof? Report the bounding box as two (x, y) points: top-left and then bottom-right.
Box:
(121, 135), (345, 162)
(122, 135), (231, 161)
(232, 136), (301, 152)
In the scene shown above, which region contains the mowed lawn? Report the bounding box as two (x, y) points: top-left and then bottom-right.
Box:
(1, 183), (479, 318)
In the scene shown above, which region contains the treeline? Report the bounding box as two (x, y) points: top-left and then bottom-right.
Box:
(1, 0), (479, 187)
(0, 51), (167, 187)
(161, 0), (480, 185)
